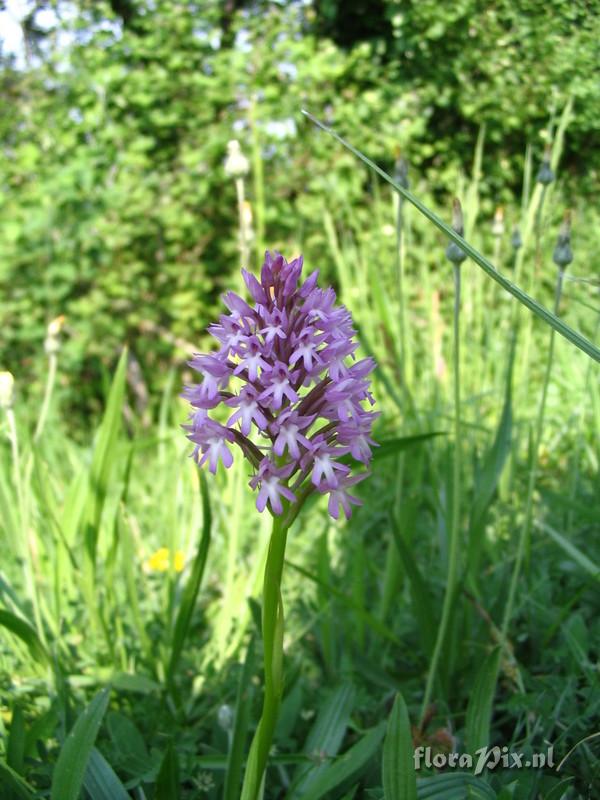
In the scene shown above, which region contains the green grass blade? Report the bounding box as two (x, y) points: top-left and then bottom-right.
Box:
(302, 110), (600, 363)
(383, 693), (417, 800)
(468, 350), (514, 575)
(106, 712), (154, 777)
(374, 433), (446, 462)
(543, 777), (575, 800)
(0, 761), (35, 800)
(166, 471), (212, 685)
(416, 772), (497, 799)
(0, 609), (50, 666)
(84, 347), (128, 564)
(538, 522), (600, 580)
(7, 705), (25, 775)
(297, 722), (386, 800)
(289, 682), (356, 798)
(465, 646), (501, 754)
(50, 689), (110, 800)
(223, 638), (256, 800)
(83, 748), (130, 800)
(155, 742), (181, 800)
(285, 560), (400, 645)
(390, 523), (436, 657)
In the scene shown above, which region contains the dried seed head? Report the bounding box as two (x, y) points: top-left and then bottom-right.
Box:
(0, 371), (15, 410)
(511, 225), (523, 251)
(536, 147), (555, 186)
(553, 210), (573, 269)
(224, 139), (249, 178)
(445, 198), (467, 265)
(394, 156), (409, 190)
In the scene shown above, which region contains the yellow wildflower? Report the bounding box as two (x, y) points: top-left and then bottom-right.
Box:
(146, 547), (185, 573)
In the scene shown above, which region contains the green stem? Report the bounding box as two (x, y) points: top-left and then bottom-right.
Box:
(420, 265), (462, 725)
(34, 351), (57, 442)
(396, 194), (407, 382)
(501, 268), (564, 639)
(534, 185), (548, 272)
(5, 408), (45, 645)
(241, 512), (289, 800)
(250, 95), (265, 263)
(235, 176), (250, 269)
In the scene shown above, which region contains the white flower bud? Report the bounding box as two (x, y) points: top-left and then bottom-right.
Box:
(224, 140), (249, 178)
(45, 315), (65, 355)
(492, 206), (505, 237)
(0, 371), (15, 410)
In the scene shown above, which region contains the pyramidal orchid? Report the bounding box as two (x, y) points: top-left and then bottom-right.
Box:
(183, 250), (377, 522)
(182, 251), (377, 799)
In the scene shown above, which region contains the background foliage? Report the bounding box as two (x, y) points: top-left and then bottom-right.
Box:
(0, 1), (599, 799)
(1, 0), (598, 417)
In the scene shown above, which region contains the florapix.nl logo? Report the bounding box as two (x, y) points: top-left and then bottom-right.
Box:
(414, 745), (555, 776)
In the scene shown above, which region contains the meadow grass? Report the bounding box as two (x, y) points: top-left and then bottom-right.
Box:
(0, 126), (598, 799)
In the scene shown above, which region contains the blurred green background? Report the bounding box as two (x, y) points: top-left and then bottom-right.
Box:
(1, 0), (598, 418)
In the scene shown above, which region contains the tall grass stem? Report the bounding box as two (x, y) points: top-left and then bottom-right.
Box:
(34, 351), (57, 442)
(501, 267), (565, 639)
(420, 264), (462, 724)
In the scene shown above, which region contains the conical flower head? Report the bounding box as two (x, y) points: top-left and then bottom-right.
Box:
(183, 252), (377, 519)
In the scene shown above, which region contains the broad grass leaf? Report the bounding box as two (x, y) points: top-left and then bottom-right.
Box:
(465, 647), (501, 754)
(109, 672), (161, 694)
(6, 704), (25, 775)
(390, 522), (436, 656)
(383, 693), (417, 800)
(289, 682), (356, 798)
(106, 712), (155, 779)
(297, 722), (386, 800)
(83, 748), (130, 800)
(166, 470), (212, 684)
(50, 689), (110, 800)
(155, 742), (181, 800)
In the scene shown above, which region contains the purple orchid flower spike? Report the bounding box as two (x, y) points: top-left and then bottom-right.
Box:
(185, 252), (379, 800)
(183, 251), (377, 519)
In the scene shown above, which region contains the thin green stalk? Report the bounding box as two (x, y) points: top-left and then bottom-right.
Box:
(420, 264), (462, 725)
(395, 192), (407, 380)
(533, 185), (548, 271)
(249, 95), (265, 263)
(379, 454), (405, 622)
(567, 314), (600, 534)
(240, 511), (290, 800)
(302, 109), (598, 362)
(5, 407), (45, 645)
(235, 175), (250, 268)
(34, 351), (57, 443)
(501, 268), (565, 639)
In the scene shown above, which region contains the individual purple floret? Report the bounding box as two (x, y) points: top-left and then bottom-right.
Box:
(184, 251), (378, 519)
